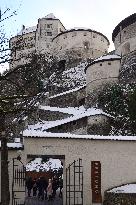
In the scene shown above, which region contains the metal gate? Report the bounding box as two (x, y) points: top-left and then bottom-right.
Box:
(12, 157), (26, 205)
(66, 158), (83, 205)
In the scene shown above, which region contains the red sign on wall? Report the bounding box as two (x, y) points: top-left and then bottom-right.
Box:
(91, 161), (102, 203)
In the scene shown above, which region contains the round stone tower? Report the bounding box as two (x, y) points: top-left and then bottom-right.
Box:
(52, 28), (109, 65)
(112, 13), (136, 84)
(86, 54), (121, 107)
(112, 13), (136, 56)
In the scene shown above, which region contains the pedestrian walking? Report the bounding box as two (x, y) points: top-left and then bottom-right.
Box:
(47, 179), (53, 201)
(52, 176), (59, 198)
(33, 178), (37, 196)
(26, 177), (33, 197)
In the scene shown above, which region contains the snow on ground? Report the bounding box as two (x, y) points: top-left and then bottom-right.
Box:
(49, 62), (86, 92)
(26, 158), (62, 172)
(107, 184), (136, 193)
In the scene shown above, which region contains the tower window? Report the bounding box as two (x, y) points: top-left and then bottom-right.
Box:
(72, 32), (77, 37)
(93, 33), (97, 38)
(108, 62), (111, 65)
(84, 41), (90, 50)
(47, 24), (52, 28)
(47, 32), (52, 36)
(100, 63), (102, 66)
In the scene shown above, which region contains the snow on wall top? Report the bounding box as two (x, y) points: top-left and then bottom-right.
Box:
(107, 184), (136, 193)
(49, 85), (86, 99)
(0, 142), (23, 149)
(23, 106), (111, 135)
(18, 26), (37, 35)
(94, 54), (121, 62)
(45, 13), (57, 19)
(85, 54), (121, 71)
(23, 131), (136, 141)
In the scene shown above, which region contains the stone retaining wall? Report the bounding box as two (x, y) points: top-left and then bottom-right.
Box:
(104, 191), (136, 205)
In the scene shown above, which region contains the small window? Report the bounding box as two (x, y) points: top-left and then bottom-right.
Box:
(64, 35), (67, 39)
(47, 24), (52, 28)
(84, 32), (87, 36)
(108, 62), (111, 65)
(93, 33), (97, 38)
(124, 30), (126, 34)
(84, 41), (90, 50)
(100, 63), (102, 66)
(72, 32), (76, 37)
(101, 37), (104, 42)
(47, 32), (52, 36)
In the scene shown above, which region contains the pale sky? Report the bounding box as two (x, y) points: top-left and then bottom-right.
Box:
(0, 0), (136, 71)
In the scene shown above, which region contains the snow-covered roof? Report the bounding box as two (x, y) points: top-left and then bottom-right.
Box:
(23, 131), (136, 141)
(85, 54), (121, 71)
(45, 13), (57, 19)
(0, 142), (23, 149)
(107, 184), (136, 193)
(94, 54), (121, 62)
(18, 26), (37, 35)
(49, 85), (86, 99)
(23, 106), (110, 135)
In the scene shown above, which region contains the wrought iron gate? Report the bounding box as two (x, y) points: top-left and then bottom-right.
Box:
(66, 158), (83, 205)
(12, 158), (26, 205)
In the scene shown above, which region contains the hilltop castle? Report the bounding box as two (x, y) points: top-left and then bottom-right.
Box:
(2, 13), (136, 205)
(9, 13), (136, 135)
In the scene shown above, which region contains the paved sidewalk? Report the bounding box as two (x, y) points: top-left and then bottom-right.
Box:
(25, 192), (63, 205)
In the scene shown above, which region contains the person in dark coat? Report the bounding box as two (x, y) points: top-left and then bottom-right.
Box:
(37, 177), (48, 200)
(26, 177), (33, 197)
(33, 178), (37, 196)
(52, 176), (59, 198)
(59, 177), (63, 198)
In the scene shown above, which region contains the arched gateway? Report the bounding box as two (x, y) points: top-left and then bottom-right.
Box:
(1, 134), (136, 205)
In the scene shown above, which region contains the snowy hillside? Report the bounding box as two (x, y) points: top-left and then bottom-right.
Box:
(48, 62), (86, 94)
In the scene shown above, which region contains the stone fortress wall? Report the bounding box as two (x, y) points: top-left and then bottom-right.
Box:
(10, 31), (36, 68)
(9, 13), (109, 68)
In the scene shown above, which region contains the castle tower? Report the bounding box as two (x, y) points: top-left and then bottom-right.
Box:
(112, 13), (136, 56)
(36, 13), (66, 53)
(9, 13), (66, 68)
(112, 13), (136, 84)
(52, 28), (110, 65)
(85, 54), (121, 107)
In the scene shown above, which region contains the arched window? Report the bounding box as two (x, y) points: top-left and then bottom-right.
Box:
(83, 41), (90, 50)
